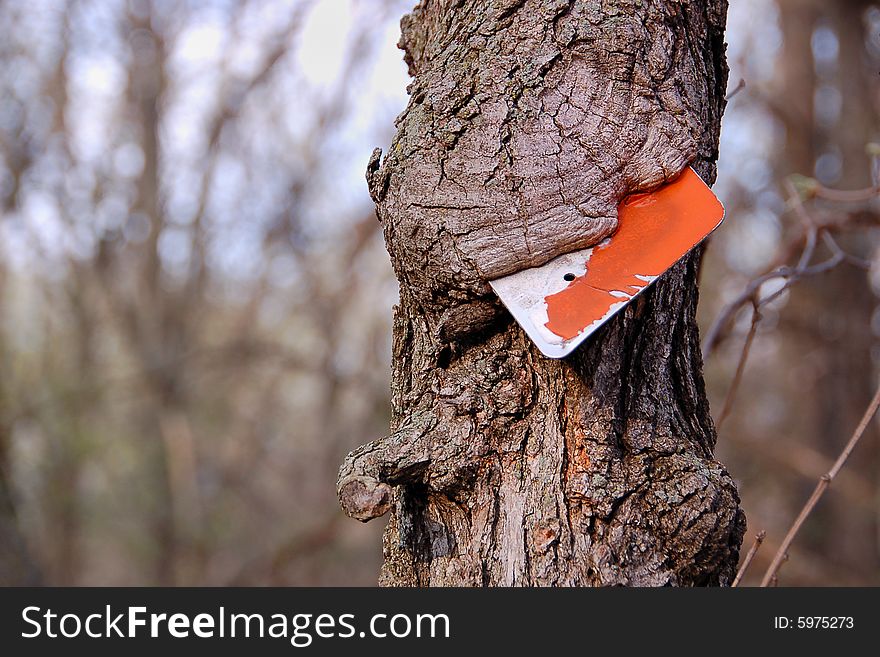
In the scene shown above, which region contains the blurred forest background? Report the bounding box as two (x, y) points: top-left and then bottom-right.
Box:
(0, 0), (878, 586)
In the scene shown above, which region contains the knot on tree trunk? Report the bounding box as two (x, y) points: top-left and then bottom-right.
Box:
(338, 476), (393, 522)
(336, 411), (436, 522)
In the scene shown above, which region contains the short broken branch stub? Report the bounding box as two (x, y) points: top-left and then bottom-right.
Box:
(338, 475), (393, 523)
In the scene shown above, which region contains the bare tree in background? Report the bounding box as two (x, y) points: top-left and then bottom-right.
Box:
(3, 0), (877, 588)
(339, 0), (745, 586)
(777, 0), (877, 579)
(0, 0), (406, 585)
(701, 0), (880, 584)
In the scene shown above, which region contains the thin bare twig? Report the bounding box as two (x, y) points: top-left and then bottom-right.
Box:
(815, 183), (880, 203)
(760, 381), (880, 587)
(732, 530), (766, 587)
(703, 179), (877, 358)
(768, 555), (787, 587)
(822, 231), (873, 270)
(725, 78), (746, 101)
(715, 303), (760, 432)
(731, 434), (876, 508)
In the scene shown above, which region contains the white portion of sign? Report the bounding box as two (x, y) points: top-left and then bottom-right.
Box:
(490, 253), (659, 359)
(489, 247), (594, 358)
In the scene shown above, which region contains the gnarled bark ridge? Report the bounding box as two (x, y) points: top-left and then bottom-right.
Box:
(339, 0), (744, 586)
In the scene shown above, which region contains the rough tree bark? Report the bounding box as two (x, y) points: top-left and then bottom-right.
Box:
(339, 0), (744, 586)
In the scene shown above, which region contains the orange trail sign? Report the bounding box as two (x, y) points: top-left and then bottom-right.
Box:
(489, 167), (724, 358)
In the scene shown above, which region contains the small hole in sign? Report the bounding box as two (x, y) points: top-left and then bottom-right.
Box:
(563, 273), (576, 282)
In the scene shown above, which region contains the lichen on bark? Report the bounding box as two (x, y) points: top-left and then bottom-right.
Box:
(339, 0), (744, 586)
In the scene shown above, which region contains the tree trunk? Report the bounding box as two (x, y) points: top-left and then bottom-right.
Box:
(0, 281), (41, 585)
(0, 427), (41, 585)
(339, 0), (744, 586)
